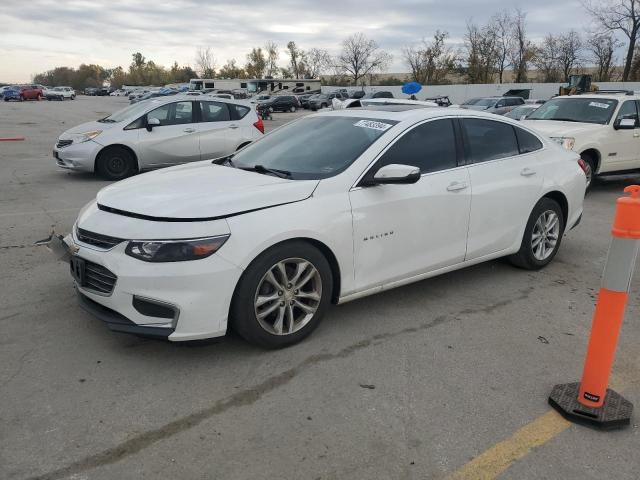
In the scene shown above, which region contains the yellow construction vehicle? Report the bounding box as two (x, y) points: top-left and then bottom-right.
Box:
(559, 74), (599, 96)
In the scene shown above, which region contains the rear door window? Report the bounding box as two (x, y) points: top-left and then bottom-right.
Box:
(200, 101), (231, 122)
(462, 118), (520, 162)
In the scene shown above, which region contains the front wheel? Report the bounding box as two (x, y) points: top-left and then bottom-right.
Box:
(95, 146), (137, 180)
(508, 197), (565, 270)
(71, 95), (75, 100)
(231, 241), (333, 348)
(580, 153), (596, 191)
(289, 105), (296, 112)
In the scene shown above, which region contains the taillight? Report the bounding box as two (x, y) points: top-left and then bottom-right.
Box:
(253, 117), (264, 134)
(577, 158), (588, 176)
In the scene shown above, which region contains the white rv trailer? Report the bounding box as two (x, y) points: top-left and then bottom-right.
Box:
(189, 78), (321, 95)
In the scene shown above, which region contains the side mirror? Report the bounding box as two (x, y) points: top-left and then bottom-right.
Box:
(370, 164), (421, 185)
(146, 117), (160, 131)
(615, 118), (636, 130)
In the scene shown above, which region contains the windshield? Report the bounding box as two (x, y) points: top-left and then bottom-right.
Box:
(461, 98), (481, 105)
(99, 102), (153, 123)
(505, 106), (534, 119)
(474, 98), (497, 107)
(526, 98), (618, 124)
(232, 116), (398, 180)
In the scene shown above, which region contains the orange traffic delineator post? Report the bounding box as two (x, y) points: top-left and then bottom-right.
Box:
(549, 185), (640, 429)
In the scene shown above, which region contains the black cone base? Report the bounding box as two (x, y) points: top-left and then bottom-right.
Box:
(549, 382), (633, 430)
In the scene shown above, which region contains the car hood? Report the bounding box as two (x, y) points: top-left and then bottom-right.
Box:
(521, 120), (603, 137)
(96, 161), (319, 220)
(60, 120), (120, 137)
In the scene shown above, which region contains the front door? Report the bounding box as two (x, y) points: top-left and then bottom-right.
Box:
(611, 100), (640, 169)
(350, 118), (471, 291)
(137, 101), (200, 168)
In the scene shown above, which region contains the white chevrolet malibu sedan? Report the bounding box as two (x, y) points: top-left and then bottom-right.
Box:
(53, 95), (264, 180)
(63, 106), (587, 348)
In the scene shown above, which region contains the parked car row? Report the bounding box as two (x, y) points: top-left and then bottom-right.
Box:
(2, 85), (45, 101)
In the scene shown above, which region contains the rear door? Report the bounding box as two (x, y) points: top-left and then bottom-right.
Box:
(136, 101), (200, 167)
(196, 100), (234, 160)
(462, 118), (544, 260)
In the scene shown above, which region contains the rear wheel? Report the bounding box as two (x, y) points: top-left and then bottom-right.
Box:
(231, 241), (333, 348)
(508, 197), (565, 270)
(95, 146), (137, 180)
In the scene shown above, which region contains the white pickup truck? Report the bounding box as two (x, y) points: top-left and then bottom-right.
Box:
(523, 92), (640, 188)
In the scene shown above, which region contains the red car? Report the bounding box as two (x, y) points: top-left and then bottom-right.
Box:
(5, 85), (44, 101)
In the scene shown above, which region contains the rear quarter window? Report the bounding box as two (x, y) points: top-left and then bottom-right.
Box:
(515, 127), (543, 154)
(232, 104), (251, 119)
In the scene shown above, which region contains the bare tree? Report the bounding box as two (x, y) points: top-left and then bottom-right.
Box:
(306, 48), (332, 78)
(489, 11), (514, 83)
(286, 41), (305, 78)
(587, 32), (621, 80)
(195, 47), (216, 78)
(265, 41), (279, 77)
(337, 33), (391, 85)
(557, 30), (583, 81)
(509, 9), (535, 83)
(534, 34), (562, 82)
(403, 31), (456, 85)
(245, 47), (267, 78)
(464, 22), (498, 83)
(583, 0), (640, 81)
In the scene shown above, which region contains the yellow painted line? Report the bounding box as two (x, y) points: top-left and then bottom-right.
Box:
(448, 374), (629, 480)
(447, 410), (571, 480)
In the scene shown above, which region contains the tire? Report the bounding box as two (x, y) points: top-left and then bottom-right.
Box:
(508, 197), (565, 270)
(95, 146), (137, 180)
(269, 107), (274, 113)
(19, 95), (24, 102)
(71, 95), (75, 100)
(580, 152), (597, 191)
(289, 105), (296, 112)
(321, 103), (327, 108)
(37, 94), (43, 101)
(231, 241), (333, 348)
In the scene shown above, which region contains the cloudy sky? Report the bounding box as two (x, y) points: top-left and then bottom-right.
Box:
(1, 0), (597, 83)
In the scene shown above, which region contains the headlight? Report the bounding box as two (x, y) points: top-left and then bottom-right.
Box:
(125, 235), (229, 262)
(550, 137), (575, 150)
(65, 130), (102, 144)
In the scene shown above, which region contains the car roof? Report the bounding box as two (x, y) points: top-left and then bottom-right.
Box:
(142, 94), (253, 108)
(555, 92), (640, 101)
(316, 106), (526, 123)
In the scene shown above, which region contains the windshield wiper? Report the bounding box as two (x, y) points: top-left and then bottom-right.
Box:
(212, 153), (235, 166)
(97, 118), (116, 123)
(545, 118), (584, 123)
(241, 164), (291, 179)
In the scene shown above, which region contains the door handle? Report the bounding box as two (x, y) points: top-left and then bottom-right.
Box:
(183, 128), (196, 133)
(446, 181), (468, 192)
(229, 124), (239, 129)
(520, 167), (537, 177)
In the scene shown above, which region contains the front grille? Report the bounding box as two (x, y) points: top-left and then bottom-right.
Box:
(76, 228), (124, 249)
(83, 260), (117, 295)
(56, 139), (72, 148)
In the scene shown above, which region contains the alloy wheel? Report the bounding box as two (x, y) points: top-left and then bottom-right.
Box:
(254, 258), (322, 335)
(531, 210), (560, 261)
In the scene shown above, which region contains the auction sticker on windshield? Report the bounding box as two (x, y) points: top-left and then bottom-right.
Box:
(589, 102), (611, 109)
(354, 120), (393, 131)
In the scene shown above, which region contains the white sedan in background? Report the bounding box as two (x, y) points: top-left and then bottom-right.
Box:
(53, 95), (264, 179)
(60, 106), (586, 348)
